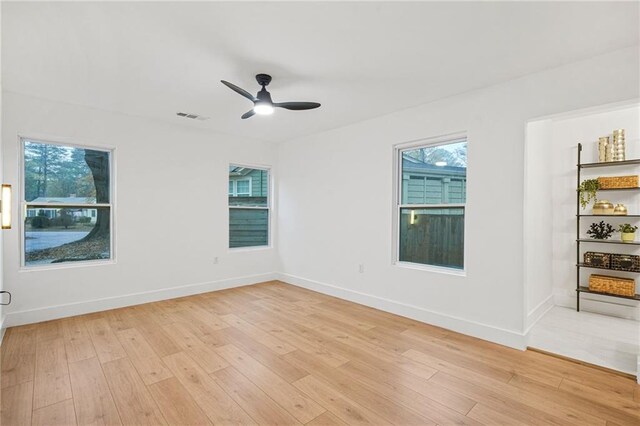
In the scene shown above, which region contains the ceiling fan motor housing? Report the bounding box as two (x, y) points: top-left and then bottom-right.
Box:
(256, 74), (272, 87)
(256, 88), (273, 103)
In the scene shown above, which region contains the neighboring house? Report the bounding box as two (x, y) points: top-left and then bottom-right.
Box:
(401, 154), (466, 205)
(27, 197), (98, 223)
(228, 166), (268, 200)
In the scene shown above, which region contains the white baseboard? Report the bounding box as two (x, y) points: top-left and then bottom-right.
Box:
(524, 295), (554, 334)
(4, 272), (277, 328)
(276, 272), (527, 350)
(554, 288), (640, 321)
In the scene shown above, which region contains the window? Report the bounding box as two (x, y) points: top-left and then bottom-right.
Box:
(228, 165), (269, 248)
(396, 137), (467, 270)
(229, 179), (252, 197)
(235, 179), (251, 196)
(22, 139), (113, 267)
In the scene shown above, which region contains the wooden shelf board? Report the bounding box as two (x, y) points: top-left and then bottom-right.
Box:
(577, 286), (640, 301)
(579, 159), (640, 168)
(577, 214), (640, 217)
(598, 187), (640, 192)
(576, 263), (640, 273)
(575, 187), (640, 192)
(577, 238), (640, 245)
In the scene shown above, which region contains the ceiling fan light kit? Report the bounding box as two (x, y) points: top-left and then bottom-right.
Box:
(254, 102), (274, 116)
(221, 74), (321, 119)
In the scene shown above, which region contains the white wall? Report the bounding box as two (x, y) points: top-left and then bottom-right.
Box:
(0, 2), (4, 342)
(277, 47), (640, 349)
(550, 104), (640, 319)
(1, 91), (278, 326)
(524, 119), (554, 330)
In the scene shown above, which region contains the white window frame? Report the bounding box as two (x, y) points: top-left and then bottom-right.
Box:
(19, 136), (116, 270)
(228, 163), (271, 251)
(229, 177), (252, 197)
(392, 132), (467, 276)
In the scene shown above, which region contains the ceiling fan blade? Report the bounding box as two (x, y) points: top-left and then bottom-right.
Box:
(221, 80), (256, 102)
(274, 101), (321, 111)
(241, 110), (256, 119)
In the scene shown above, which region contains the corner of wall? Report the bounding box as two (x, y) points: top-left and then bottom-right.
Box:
(524, 294), (554, 335)
(276, 272), (528, 350)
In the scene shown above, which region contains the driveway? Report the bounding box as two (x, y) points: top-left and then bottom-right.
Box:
(25, 231), (90, 252)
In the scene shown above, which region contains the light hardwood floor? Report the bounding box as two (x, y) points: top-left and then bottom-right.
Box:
(1, 281), (639, 425)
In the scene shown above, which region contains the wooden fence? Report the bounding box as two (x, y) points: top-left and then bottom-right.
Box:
(399, 211), (464, 269)
(229, 208), (268, 248)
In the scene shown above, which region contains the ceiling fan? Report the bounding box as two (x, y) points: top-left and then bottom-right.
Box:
(221, 74), (321, 119)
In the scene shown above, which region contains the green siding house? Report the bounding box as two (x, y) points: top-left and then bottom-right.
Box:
(228, 167), (269, 200)
(401, 155), (466, 205)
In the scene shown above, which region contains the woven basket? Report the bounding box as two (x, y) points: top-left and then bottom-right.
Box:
(598, 175), (639, 189)
(583, 252), (610, 268)
(610, 254), (640, 272)
(588, 274), (636, 296)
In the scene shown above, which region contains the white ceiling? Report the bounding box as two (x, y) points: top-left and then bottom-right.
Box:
(3, 1), (639, 143)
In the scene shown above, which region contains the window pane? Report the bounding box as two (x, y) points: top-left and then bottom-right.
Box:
(399, 207), (464, 269)
(24, 140), (110, 203)
(24, 206), (111, 266)
(236, 180), (250, 195)
(401, 141), (466, 205)
(228, 181), (234, 195)
(228, 166), (267, 207)
(229, 208), (268, 248)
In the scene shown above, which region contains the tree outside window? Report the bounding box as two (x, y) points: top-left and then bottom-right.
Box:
(23, 139), (113, 267)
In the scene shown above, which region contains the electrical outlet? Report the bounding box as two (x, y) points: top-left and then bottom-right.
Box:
(359, 264), (364, 273)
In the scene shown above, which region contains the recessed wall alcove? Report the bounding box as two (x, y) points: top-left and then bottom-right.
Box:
(524, 101), (640, 376)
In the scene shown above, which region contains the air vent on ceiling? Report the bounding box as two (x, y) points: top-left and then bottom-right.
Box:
(176, 112), (209, 121)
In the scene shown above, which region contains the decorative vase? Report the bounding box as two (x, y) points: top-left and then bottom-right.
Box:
(621, 232), (635, 242)
(593, 200), (614, 215)
(614, 204), (628, 215)
(598, 136), (610, 162)
(613, 129), (625, 161)
(606, 137), (615, 162)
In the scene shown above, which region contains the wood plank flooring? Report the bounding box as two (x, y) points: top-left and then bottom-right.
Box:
(1, 281), (639, 425)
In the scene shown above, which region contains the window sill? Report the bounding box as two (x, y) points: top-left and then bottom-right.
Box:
(228, 245), (273, 253)
(394, 261), (466, 277)
(20, 259), (116, 272)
